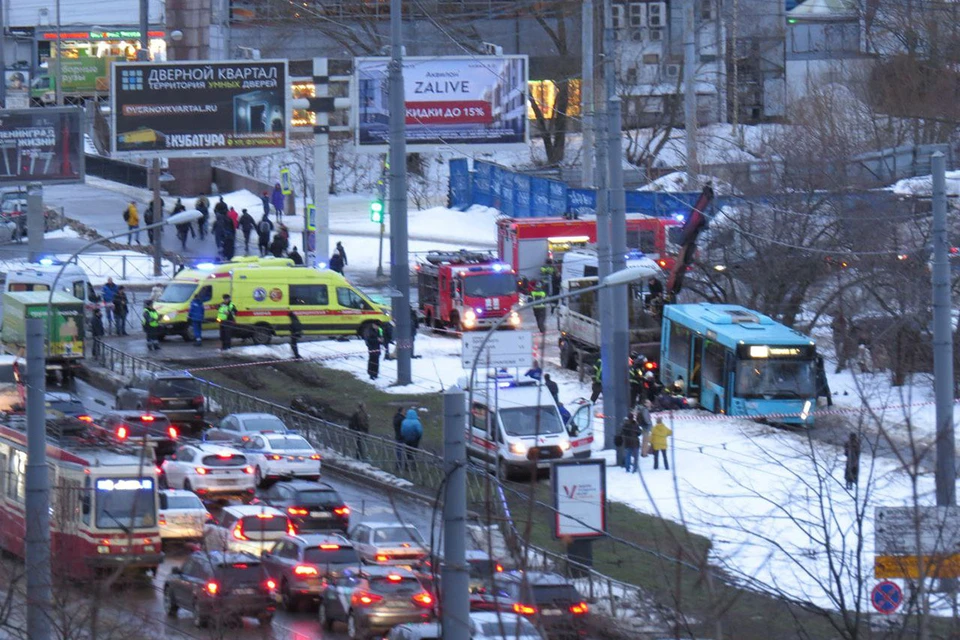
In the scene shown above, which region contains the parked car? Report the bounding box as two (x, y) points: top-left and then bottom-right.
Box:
(97, 410), (179, 460)
(494, 572), (589, 639)
(205, 412), (292, 443)
(158, 489), (209, 544)
(237, 433), (321, 485)
(255, 480), (349, 532)
(115, 372), (205, 435)
(260, 532), (360, 611)
(160, 442), (255, 500)
(347, 522), (429, 566)
(386, 613), (543, 639)
(318, 565), (434, 639)
(163, 550), (277, 628)
(204, 504), (295, 557)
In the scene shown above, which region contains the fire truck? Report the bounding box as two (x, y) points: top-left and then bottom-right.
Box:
(415, 250), (521, 331)
(496, 215), (681, 279)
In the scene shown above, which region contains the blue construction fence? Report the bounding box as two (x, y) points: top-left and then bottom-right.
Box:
(448, 158), (717, 218)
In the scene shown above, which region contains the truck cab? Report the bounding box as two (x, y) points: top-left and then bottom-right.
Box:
(416, 250), (520, 331)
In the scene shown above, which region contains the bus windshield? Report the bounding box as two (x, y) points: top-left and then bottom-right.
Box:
(158, 283), (198, 303)
(499, 406), (565, 436)
(95, 478), (156, 529)
(463, 273), (516, 298)
(735, 358), (816, 400)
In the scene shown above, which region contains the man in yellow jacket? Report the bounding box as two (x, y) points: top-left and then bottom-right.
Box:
(650, 417), (673, 471)
(123, 200), (141, 244)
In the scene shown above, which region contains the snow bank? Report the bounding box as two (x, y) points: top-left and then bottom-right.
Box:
(890, 170), (960, 197)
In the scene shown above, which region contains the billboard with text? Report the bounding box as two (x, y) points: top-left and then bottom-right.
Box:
(111, 59), (288, 158)
(0, 108), (84, 184)
(355, 56), (528, 150)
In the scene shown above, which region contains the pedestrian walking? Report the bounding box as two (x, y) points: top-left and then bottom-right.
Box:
(101, 278), (119, 335)
(620, 412), (641, 473)
(271, 183), (285, 217)
(364, 323), (382, 380)
(257, 215), (273, 257)
(288, 246), (304, 265)
(540, 259), (557, 297)
(590, 357), (603, 403)
(173, 198), (193, 237)
(636, 400), (653, 434)
(91, 309), (104, 357)
(844, 432), (861, 490)
(212, 211), (226, 254)
(196, 196), (209, 240)
(214, 196), (228, 217)
(857, 341), (873, 374)
(348, 402), (370, 460)
(239, 208), (255, 253)
(400, 408), (423, 469)
(288, 311), (303, 359)
(227, 206), (239, 230)
(270, 233), (287, 258)
(629, 355), (646, 408)
(217, 294), (237, 351)
(261, 191), (271, 218)
(114, 286), (129, 335)
(143, 200), (156, 244)
(123, 201), (140, 244)
(176, 218), (190, 250)
(328, 251), (344, 274)
(543, 373), (560, 406)
(393, 407), (406, 470)
(335, 241), (348, 269)
(223, 221), (237, 261)
(650, 417), (672, 470)
(530, 282), (547, 333)
(188, 295), (205, 346)
(142, 300), (161, 351)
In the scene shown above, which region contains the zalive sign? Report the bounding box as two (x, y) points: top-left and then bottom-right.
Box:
(461, 330), (532, 370)
(0, 108), (84, 184)
(111, 60), (289, 157)
(552, 459), (606, 539)
(875, 506), (960, 579)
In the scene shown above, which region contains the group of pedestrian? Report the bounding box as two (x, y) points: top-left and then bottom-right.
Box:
(98, 278), (130, 336)
(329, 241), (348, 274)
(363, 309), (421, 380)
(617, 402), (673, 472)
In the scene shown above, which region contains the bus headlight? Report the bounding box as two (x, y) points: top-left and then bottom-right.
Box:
(509, 311), (521, 327)
(509, 442), (527, 455)
(559, 441), (571, 451)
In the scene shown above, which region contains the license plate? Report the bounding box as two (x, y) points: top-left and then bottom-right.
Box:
(542, 608), (562, 616)
(310, 511), (330, 518)
(215, 479), (238, 485)
(234, 588), (255, 595)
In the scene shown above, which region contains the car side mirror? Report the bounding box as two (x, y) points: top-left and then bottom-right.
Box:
(170, 567), (182, 575)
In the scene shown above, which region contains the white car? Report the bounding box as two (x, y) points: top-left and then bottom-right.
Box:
(160, 443), (256, 501)
(206, 412), (293, 443)
(346, 521), (429, 566)
(386, 613), (543, 639)
(203, 504), (294, 557)
(158, 489), (208, 543)
(238, 433), (322, 485)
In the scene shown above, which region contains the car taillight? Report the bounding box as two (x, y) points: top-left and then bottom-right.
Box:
(412, 591), (434, 608)
(268, 454), (282, 461)
(287, 507), (308, 516)
(569, 601), (589, 615)
(495, 563), (504, 573)
(351, 590), (384, 607)
(319, 544), (339, 550)
(513, 603), (537, 616)
(287, 520), (297, 535)
(233, 522), (247, 541)
(195, 467), (208, 475)
(77, 415), (93, 423)
(140, 415), (155, 422)
(265, 579), (277, 591)
(310, 454), (321, 460)
(294, 565), (318, 576)
(116, 426), (128, 440)
(205, 581), (219, 596)
(158, 514), (166, 525)
(146, 396), (163, 409)
(192, 395), (204, 407)
(333, 506), (350, 516)
(243, 466), (254, 474)
(375, 554), (389, 562)
(167, 426), (178, 439)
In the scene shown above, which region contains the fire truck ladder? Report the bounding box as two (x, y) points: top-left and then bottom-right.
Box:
(423, 249), (496, 266)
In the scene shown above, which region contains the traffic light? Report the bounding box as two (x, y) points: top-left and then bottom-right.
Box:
(370, 200), (384, 223)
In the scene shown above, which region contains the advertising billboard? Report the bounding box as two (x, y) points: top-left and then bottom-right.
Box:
(0, 108), (84, 184)
(355, 56), (528, 150)
(552, 459), (606, 539)
(111, 60), (288, 158)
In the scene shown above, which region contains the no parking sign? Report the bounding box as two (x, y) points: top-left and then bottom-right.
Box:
(871, 581), (903, 614)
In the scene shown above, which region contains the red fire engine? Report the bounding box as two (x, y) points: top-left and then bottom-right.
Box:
(496, 215), (681, 279)
(416, 250), (521, 331)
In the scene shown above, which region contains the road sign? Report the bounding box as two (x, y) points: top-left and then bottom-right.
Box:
(461, 330), (532, 370)
(875, 506), (960, 579)
(279, 168), (293, 195)
(871, 581), (903, 614)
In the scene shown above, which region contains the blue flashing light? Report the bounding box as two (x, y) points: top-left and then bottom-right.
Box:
(673, 214), (686, 222)
(195, 262), (217, 271)
(38, 258), (55, 266)
(491, 263), (504, 272)
(318, 261), (328, 270)
(475, 307), (483, 315)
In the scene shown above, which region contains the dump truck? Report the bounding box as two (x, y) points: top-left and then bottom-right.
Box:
(1, 292), (84, 377)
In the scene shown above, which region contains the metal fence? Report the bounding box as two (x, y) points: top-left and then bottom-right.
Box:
(0, 250), (174, 281)
(84, 154), (148, 189)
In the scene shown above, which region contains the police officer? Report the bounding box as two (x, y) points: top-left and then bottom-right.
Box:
(530, 281), (547, 334)
(217, 294), (238, 351)
(590, 357), (603, 403)
(365, 323), (383, 380)
(142, 300), (160, 351)
(629, 353), (646, 408)
(540, 259), (557, 297)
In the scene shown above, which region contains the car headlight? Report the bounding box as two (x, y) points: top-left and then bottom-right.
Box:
(162, 314), (172, 322)
(509, 311), (520, 326)
(559, 440), (571, 451)
(509, 442), (527, 455)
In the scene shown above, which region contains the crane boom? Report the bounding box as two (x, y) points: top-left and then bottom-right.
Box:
(666, 184), (715, 300)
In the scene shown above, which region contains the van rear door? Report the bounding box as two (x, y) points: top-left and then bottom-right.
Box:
(566, 400), (594, 459)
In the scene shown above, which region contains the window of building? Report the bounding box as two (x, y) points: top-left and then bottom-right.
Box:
(612, 4), (626, 29)
(642, 53), (660, 65)
(648, 2), (666, 28)
(700, 0), (714, 21)
(629, 3), (647, 27)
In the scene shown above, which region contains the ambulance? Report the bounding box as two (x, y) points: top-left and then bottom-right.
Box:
(153, 258), (390, 343)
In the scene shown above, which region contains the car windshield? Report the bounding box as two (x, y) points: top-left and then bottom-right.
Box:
(480, 620), (538, 636)
(735, 358), (816, 400)
(498, 406), (564, 436)
(153, 378), (199, 397)
(462, 273), (516, 298)
(202, 454), (247, 467)
(373, 526), (424, 545)
(95, 478), (156, 529)
(158, 283), (198, 303)
(303, 546), (360, 565)
(241, 417), (287, 433)
(532, 584), (581, 604)
(267, 436), (311, 450)
(295, 489), (341, 505)
(239, 515), (289, 535)
(163, 494), (204, 510)
(369, 576), (422, 595)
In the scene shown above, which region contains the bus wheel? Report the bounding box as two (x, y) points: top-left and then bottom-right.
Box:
(251, 323), (272, 346)
(713, 397), (721, 415)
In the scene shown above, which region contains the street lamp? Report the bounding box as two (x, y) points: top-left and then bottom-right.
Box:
(466, 265), (651, 447)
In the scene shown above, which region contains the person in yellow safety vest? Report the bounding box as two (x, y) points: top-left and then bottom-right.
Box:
(142, 300), (161, 351)
(590, 357), (603, 403)
(216, 294), (238, 352)
(530, 282), (547, 334)
(540, 260), (557, 297)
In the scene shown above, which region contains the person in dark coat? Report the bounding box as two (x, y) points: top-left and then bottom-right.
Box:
(543, 373), (560, 406)
(288, 311), (303, 359)
(257, 215), (273, 257)
(222, 221), (236, 260)
(195, 195), (209, 239)
(91, 309), (104, 357)
(238, 209), (256, 253)
(382, 320), (395, 360)
(214, 196), (228, 217)
(832, 311), (850, 373)
(410, 306), (421, 358)
(844, 432), (861, 490)
(348, 402), (370, 460)
(113, 286), (129, 336)
(392, 407), (406, 470)
(102, 278), (119, 335)
(143, 200), (156, 244)
(365, 323), (382, 380)
(173, 198), (192, 238)
(212, 212), (227, 254)
(288, 246), (304, 265)
(329, 251), (344, 274)
(260, 191), (271, 218)
(620, 412), (641, 473)
(176, 219), (190, 250)
(271, 183), (285, 216)
(269, 233), (286, 258)
(335, 241), (347, 268)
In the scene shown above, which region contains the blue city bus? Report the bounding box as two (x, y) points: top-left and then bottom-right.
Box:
(660, 303), (818, 425)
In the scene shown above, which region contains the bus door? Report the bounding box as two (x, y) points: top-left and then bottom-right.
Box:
(566, 400), (594, 459)
(690, 336), (704, 401)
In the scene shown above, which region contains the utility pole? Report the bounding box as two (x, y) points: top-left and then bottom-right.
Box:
(683, 0), (699, 187)
(731, 0), (739, 142)
(0, 0), (7, 109)
(311, 57), (331, 268)
(25, 318), (52, 640)
(139, 0), (149, 60)
(581, 0), (595, 187)
(442, 386), (469, 640)
(389, 0), (412, 385)
(931, 152), (956, 508)
(55, 0), (63, 106)
(150, 160), (162, 277)
(604, 0), (630, 446)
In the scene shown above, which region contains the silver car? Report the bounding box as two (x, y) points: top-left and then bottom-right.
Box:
(346, 522), (429, 566)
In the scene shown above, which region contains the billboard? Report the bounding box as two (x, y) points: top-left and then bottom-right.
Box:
(54, 57), (114, 93)
(111, 59), (288, 158)
(0, 108), (84, 184)
(552, 459), (606, 539)
(355, 56), (528, 150)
